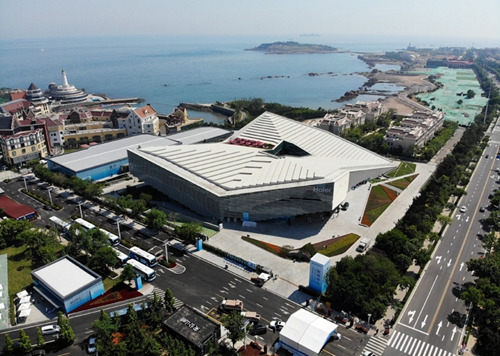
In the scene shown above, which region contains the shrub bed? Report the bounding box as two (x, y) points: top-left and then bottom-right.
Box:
(21, 189), (62, 210)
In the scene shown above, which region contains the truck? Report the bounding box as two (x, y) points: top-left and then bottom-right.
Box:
(219, 299), (244, 311)
(241, 311), (261, 323)
(356, 237), (371, 252)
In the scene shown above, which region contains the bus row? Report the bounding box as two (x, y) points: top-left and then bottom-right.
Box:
(49, 216), (157, 282)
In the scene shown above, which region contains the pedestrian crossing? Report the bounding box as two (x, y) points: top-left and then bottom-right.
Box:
(378, 330), (455, 356)
(151, 287), (184, 310)
(363, 335), (389, 355)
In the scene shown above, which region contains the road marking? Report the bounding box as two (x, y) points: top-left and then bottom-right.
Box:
(238, 294), (246, 299)
(256, 303), (263, 308)
(245, 289), (252, 293)
(413, 275), (438, 328)
(262, 297), (268, 300)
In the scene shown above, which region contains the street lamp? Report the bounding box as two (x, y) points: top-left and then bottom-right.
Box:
(367, 313), (372, 327)
(47, 188), (53, 206)
(78, 202), (84, 218)
(116, 219), (122, 240)
(164, 242), (169, 261)
(22, 177), (28, 191)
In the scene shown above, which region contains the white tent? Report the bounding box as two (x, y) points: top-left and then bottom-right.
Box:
(17, 303), (31, 311)
(18, 296), (31, 304)
(16, 290), (28, 299)
(18, 309), (31, 318)
(279, 309), (338, 356)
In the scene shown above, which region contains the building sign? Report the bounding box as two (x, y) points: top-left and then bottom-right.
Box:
(313, 184), (333, 194)
(180, 317), (201, 332)
(309, 254), (331, 294)
(242, 212), (250, 221)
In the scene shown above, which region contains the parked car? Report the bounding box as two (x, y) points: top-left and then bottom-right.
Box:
(486, 154), (490, 158)
(480, 206), (486, 212)
(43, 205), (52, 211)
(87, 336), (97, 354)
(362, 352), (377, 356)
(249, 324), (267, 335)
(41, 325), (60, 335)
(269, 320), (286, 331)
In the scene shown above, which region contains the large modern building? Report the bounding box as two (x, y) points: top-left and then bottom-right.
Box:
(45, 70), (89, 105)
(31, 255), (104, 313)
(128, 111), (397, 222)
(48, 127), (231, 181)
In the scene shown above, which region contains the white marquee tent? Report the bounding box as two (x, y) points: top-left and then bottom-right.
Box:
(279, 309), (338, 356)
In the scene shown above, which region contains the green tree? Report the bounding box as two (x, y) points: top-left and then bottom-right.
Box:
(120, 264), (136, 285)
(164, 288), (175, 314)
(149, 292), (164, 327)
(89, 246), (119, 274)
(0, 218), (31, 247)
(18, 228), (59, 268)
(18, 329), (33, 354)
(144, 209), (167, 231)
(36, 326), (45, 348)
(220, 311), (246, 348)
(4, 333), (14, 355)
(175, 222), (202, 244)
(92, 310), (119, 356)
(57, 311), (75, 345)
(466, 89), (476, 99)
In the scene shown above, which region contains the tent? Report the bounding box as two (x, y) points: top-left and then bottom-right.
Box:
(18, 296), (31, 304)
(17, 303), (31, 311)
(18, 309), (31, 318)
(16, 290), (29, 299)
(279, 309), (338, 356)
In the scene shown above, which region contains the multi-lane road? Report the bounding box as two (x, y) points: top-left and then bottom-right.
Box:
(0, 177), (370, 356)
(380, 127), (500, 356)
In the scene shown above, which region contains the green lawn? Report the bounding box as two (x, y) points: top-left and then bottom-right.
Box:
(386, 162), (416, 178)
(365, 203), (392, 224)
(318, 234), (360, 257)
(1, 245), (34, 298)
(387, 174), (418, 190)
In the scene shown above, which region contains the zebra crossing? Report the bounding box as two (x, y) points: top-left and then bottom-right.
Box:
(380, 330), (455, 356)
(151, 287), (184, 310)
(363, 335), (389, 355)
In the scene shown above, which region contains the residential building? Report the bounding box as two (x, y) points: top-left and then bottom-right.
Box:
(118, 104), (160, 136)
(384, 111), (444, 152)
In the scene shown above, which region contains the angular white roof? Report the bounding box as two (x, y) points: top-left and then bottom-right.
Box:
(280, 309), (338, 356)
(130, 112), (395, 195)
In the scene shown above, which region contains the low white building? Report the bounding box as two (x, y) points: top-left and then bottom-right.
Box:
(278, 309), (338, 356)
(118, 104), (160, 136)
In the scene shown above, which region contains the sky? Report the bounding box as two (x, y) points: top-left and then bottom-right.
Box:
(1, 0), (499, 46)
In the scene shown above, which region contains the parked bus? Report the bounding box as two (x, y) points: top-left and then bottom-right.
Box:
(49, 216), (71, 233)
(100, 228), (120, 246)
(74, 218), (96, 232)
(129, 246), (158, 267)
(126, 259), (156, 282)
(113, 248), (130, 267)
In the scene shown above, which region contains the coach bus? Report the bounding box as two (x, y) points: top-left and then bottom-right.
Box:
(126, 259), (156, 282)
(100, 228), (120, 246)
(49, 216), (71, 233)
(113, 248), (130, 267)
(74, 218), (96, 232)
(129, 246), (158, 267)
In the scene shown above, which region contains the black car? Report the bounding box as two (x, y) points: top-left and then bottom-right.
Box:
(480, 206), (486, 212)
(341, 202), (349, 211)
(43, 205), (52, 210)
(249, 324), (267, 335)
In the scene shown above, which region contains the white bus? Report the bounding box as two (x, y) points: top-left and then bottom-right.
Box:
(113, 248), (130, 267)
(129, 246), (158, 268)
(49, 216), (71, 233)
(100, 228), (120, 246)
(126, 259), (156, 282)
(74, 218), (96, 232)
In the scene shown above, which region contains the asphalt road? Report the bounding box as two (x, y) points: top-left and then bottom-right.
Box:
(382, 128), (500, 356)
(0, 178), (371, 356)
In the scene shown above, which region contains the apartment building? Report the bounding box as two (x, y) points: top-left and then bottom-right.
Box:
(117, 104), (160, 136)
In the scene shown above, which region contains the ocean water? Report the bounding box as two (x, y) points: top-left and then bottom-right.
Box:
(0, 35), (406, 123)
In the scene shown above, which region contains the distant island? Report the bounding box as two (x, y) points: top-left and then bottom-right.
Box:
(300, 33), (321, 37)
(245, 41), (338, 54)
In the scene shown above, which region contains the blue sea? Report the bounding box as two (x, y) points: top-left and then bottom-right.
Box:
(1, 35), (411, 123)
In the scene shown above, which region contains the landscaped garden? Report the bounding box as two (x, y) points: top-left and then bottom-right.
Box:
(361, 185), (399, 226)
(387, 174), (418, 190)
(385, 162), (416, 178)
(71, 282), (142, 313)
(241, 233), (361, 260)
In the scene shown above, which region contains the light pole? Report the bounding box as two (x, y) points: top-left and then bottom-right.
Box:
(23, 177), (28, 191)
(47, 188), (53, 205)
(164, 242), (169, 261)
(116, 219), (122, 240)
(367, 313), (372, 327)
(78, 202), (84, 218)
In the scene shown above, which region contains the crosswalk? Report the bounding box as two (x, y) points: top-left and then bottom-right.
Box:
(151, 287), (184, 310)
(379, 330), (455, 356)
(363, 335), (389, 355)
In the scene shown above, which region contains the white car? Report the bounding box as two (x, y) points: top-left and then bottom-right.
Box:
(87, 336), (97, 354)
(460, 206), (467, 213)
(41, 324), (60, 335)
(362, 352), (377, 356)
(269, 320), (286, 331)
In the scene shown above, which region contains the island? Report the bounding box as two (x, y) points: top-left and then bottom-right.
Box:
(245, 41), (337, 54)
